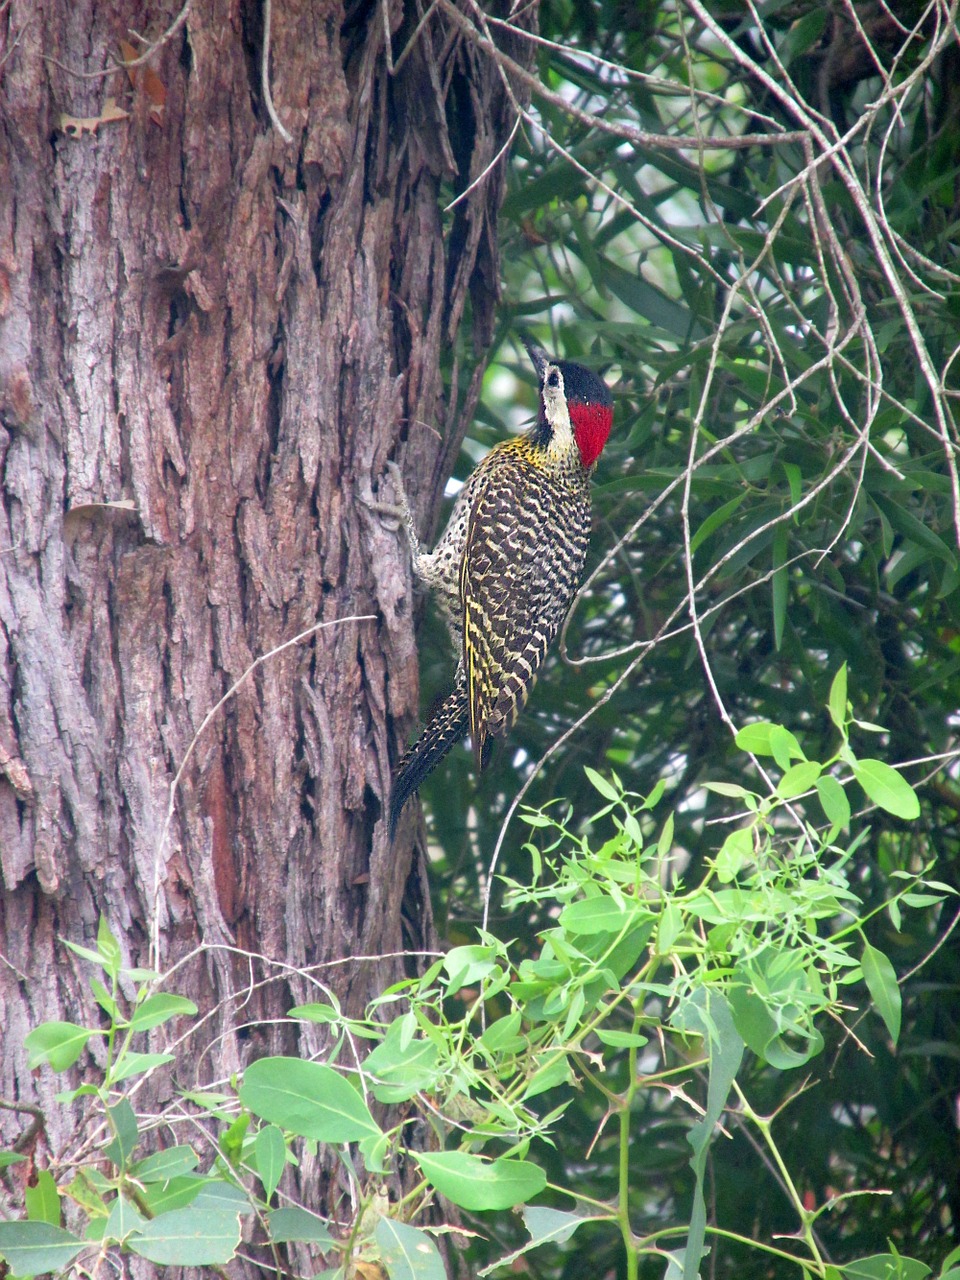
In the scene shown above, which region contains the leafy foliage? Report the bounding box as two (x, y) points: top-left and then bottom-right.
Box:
(412, 2), (960, 1270)
(2, 690), (952, 1278)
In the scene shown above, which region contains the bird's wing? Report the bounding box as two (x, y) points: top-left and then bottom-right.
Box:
(461, 460), (589, 769)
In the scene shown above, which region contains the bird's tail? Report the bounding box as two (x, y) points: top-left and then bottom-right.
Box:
(389, 685), (470, 839)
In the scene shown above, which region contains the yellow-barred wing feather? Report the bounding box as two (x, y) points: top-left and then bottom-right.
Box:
(462, 450), (591, 769)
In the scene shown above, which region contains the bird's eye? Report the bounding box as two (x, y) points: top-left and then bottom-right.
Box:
(547, 370), (560, 388)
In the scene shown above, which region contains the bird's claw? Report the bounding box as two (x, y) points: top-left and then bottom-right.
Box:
(364, 461), (407, 529)
(383, 459), (404, 489)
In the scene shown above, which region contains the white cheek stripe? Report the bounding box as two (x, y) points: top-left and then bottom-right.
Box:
(542, 368), (575, 461)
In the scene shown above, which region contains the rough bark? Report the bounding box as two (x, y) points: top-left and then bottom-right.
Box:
(0, 0), (530, 1267)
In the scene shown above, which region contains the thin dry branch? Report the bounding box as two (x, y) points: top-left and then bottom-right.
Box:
(150, 615), (376, 968)
(44, 0), (192, 78)
(440, 0), (809, 153)
(261, 0), (292, 142)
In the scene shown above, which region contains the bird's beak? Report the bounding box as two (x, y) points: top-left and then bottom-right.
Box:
(522, 339), (550, 381)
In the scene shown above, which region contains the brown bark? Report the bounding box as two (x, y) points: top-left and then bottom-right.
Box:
(0, 0), (529, 1267)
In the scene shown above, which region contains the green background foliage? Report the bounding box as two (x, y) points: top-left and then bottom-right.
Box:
(5, 721), (947, 1278)
(417, 0), (960, 1273)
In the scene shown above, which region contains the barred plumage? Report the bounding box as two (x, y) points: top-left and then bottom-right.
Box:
(385, 343), (614, 838)
(461, 439), (592, 767)
(388, 687), (470, 837)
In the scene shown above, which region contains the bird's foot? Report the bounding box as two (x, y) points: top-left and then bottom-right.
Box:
(364, 461), (408, 531)
(367, 461), (421, 553)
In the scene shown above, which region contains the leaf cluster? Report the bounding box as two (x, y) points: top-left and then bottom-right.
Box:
(413, 4), (960, 1264)
(2, 678), (952, 1280)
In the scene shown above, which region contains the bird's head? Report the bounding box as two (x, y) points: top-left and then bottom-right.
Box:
(524, 340), (614, 469)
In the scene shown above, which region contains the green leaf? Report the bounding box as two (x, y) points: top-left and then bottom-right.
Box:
(97, 916), (123, 979)
(0, 1222), (85, 1276)
(770, 724), (806, 772)
(239, 1057), (382, 1142)
(127, 994), (198, 1032)
(25, 1171), (60, 1227)
(657, 900), (682, 953)
(191, 1182), (252, 1213)
(103, 1098), (139, 1169)
(584, 766), (619, 801)
(841, 1253), (931, 1279)
(852, 719), (888, 734)
(522, 1206), (586, 1248)
(268, 1205), (335, 1245)
(111, 1051), (175, 1083)
(715, 827), (753, 883)
(90, 977), (120, 1021)
(828, 664), (848, 732)
(61, 939), (108, 968)
(441, 945), (499, 990)
(129, 1146), (199, 1183)
(677, 992), (744, 1280)
(781, 7), (828, 64)
(219, 1112), (249, 1169)
(727, 982), (824, 1069)
(288, 1001), (341, 1024)
(594, 1028), (649, 1049)
(735, 722), (804, 763)
(360, 1128), (391, 1175)
(415, 1151), (546, 1211)
(657, 811), (675, 857)
(478, 1011), (523, 1055)
(521, 1054), (572, 1099)
(702, 781), (756, 799)
(861, 942), (902, 1044)
(104, 1194), (147, 1244)
(0, 1152), (26, 1169)
(887, 896), (902, 931)
(375, 1218), (446, 1280)
(776, 760), (822, 800)
(816, 775), (851, 830)
(874, 492), (957, 569)
(126, 966), (160, 982)
(254, 1124), (287, 1201)
(364, 1020), (441, 1103)
(558, 896), (643, 935)
(643, 778), (666, 810)
(63, 1169), (109, 1219)
(478, 1208), (589, 1277)
(690, 493), (747, 554)
(520, 810), (553, 830)
(851, 759), (920, 820)
(139, 1175), (206, 1216)
(128, 1204), (241, 1266)
(782, 460), (802, 508)
(24, 1021), (93, 1072)
(598, 259), (699, 340)
(171, 1087), (234, 1114)
(772, 521), (788, 651)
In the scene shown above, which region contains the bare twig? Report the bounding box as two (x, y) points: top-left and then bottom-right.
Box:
(44, 0), (192, 79)
(0, 1097), (45, 1153)
(150, 615), (376, 968)
(439, 0), (809, 154)
(261, 0), (293, 143)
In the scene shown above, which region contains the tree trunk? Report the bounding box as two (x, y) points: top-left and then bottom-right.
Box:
(0, 0), (529, 1265)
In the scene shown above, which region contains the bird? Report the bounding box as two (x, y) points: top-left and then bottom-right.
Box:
(382, 340), (614, 838)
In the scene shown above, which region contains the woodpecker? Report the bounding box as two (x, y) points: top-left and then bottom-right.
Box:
(384, 341), (614, 838)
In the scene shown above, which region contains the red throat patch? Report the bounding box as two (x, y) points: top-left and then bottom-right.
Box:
(570, 401), (613, 468)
